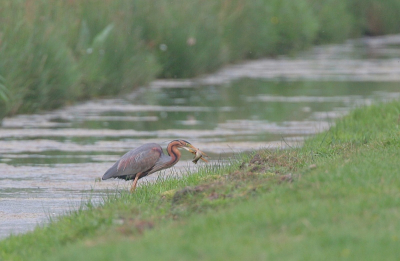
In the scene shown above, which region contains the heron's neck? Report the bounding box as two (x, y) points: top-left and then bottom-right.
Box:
(166, 141), (181, 166)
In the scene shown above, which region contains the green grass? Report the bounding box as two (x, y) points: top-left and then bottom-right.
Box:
(1, 0), (400, 119)
(1, 100), (400, 260)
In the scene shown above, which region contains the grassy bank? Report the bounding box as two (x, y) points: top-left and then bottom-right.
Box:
(1, 0), (400, 119)
(1, 99), (400, 259)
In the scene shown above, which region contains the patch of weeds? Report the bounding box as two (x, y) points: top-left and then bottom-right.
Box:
(240, 150), (301, 176)
(115, 219), (154, 236)
(169, 160), (295, 217)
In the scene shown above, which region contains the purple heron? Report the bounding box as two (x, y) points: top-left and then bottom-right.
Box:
(102, 140), (204, 192)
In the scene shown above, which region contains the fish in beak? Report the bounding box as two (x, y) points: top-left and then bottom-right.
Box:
(192, 148), (209, 164)
(182, 143), (209, 163)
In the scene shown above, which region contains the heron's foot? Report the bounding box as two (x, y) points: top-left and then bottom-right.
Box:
(130, 180), (138, 193)
(129, 173), (142, 193)
(129, 186), (136, 193)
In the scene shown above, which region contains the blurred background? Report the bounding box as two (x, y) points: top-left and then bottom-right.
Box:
(1, 0), (400, 117)
(1, 0), (400, 238)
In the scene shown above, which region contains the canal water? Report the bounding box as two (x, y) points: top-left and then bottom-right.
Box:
(1, 35), (400, 238)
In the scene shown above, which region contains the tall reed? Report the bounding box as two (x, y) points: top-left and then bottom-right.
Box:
(0, 0), (399, 119)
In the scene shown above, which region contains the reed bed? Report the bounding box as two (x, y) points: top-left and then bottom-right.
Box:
(0, 0), (399, 118)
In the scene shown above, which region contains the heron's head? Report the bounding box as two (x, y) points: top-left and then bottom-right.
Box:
(173, 140), (197, 152)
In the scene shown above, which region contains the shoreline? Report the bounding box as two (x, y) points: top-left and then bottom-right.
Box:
(2, 99), (400, 260)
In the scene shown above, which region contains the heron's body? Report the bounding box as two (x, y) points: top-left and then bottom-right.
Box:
(102, 140), (197, 192)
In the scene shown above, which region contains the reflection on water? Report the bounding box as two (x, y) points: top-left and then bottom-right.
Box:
(1, 35), (400, 239)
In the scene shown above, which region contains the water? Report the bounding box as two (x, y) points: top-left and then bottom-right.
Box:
(1, 35), (400, 239)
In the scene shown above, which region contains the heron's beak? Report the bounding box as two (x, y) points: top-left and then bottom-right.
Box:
(183, 143), (197, 153)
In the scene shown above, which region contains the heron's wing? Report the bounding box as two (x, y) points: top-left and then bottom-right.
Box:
(102, 143), (162, 180)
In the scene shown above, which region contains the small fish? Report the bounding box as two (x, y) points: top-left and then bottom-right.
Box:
(191, 148), (209, 164)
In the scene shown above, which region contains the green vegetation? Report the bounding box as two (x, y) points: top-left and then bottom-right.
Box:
(1, 98), (400, 259)
(350, 0), (400, 35)
(1, 0), (400, 119)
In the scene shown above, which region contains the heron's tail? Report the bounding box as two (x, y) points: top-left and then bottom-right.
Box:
(102, 163), (119, 180)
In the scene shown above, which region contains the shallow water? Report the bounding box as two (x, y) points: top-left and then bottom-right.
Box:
(1, 35), (400, 239)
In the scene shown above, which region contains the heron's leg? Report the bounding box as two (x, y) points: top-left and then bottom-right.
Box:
(130, 172), (142, 193)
